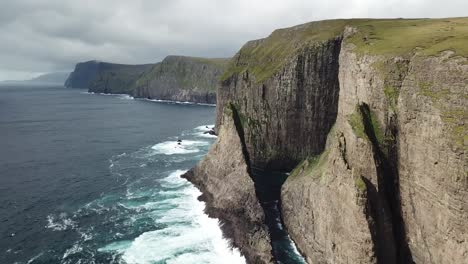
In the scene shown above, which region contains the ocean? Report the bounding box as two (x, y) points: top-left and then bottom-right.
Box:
(0, 85), (245, 264)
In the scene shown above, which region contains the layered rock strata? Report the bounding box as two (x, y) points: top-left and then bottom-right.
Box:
(188, 18), (468, 264)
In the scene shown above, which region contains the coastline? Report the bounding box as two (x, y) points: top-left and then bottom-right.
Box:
(84, 91), (217, 107)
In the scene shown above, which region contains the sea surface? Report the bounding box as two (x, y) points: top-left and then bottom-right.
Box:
(0, 85), (245, 264)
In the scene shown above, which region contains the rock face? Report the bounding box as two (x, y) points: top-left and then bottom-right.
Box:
(134, 56), (229, 104)
(65, 61), (101, 88)
(182, 106), (273, 264)
(190, 18), (468, 263)
(87, 63), (154, 94)
(217, 37), (341, 170)
(65, 56), (229, 104)
(64, 61), (153, 94)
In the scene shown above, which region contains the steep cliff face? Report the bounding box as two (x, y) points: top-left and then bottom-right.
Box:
(87, 63), (153, 94)
(65, 56), (229, 104)
(65, 61), (101, 88)
(283, 21), (467, 264)
(191, 17), (467, 263)
(183, 106), (273, 263)
(64, 61), (153, 94)
(217, 38), (341, 170)
(134, 56), (229, 104)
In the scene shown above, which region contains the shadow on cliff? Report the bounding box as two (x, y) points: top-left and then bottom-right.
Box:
(359, 103), (414, 264)
(230, 103), (307, 264)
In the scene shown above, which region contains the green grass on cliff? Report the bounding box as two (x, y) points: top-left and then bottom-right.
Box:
(347, 18), (468, 57)
(349, 105), (384, 147)
(222, 17), (468, 83)
(418, 81), (467, 148)
(354, 176), (367, 193)
(134, 56), (229, 92)
(289, 149), (330, 179)
(349, 109), (367, 139)
(221, 19), (352, 82)
(189, 57), (230, 67)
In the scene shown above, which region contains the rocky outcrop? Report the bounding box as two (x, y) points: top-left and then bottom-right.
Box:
(190, 18), (468, 263)
(182, 105), (273, 264)
(134, 56), (229, 104)
(65, 56), (229, 104)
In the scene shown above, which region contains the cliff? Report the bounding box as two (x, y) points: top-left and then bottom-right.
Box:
(183, 105), (273, 263)
(65, 56), (229, 104)
(133, 56), (229, 104)
(31, 72), (70, 84)
(64, 61), (153, 94)
(186, 18), (467, 264)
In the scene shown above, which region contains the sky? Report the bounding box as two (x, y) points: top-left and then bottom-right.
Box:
(0, 0), (467, 80)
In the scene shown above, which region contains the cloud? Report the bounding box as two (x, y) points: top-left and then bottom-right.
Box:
(0, 0), (467, 80)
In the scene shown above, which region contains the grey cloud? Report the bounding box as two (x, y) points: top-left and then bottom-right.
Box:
(1, 0), (467, 80)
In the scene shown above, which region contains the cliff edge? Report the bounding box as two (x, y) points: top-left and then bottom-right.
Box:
(134, 56), (229, 104)
(188, 18), (467, 264)
(65, 56), (229, 104)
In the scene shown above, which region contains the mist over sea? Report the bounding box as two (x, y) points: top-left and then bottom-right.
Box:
(0, 85), (245, 264)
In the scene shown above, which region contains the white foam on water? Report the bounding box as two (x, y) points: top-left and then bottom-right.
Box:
(78, 227), (94, 242)
(160, 171), (190, 188)
(86, 92), (134, 99)
(98, 240), (133, 254)
(195, 132), (218, 138)
(193, 125), (217, 138)
(118, 94), (134, 100)
(45, 213), (77, 231)
(119, 170), (245, 264)
(194, 124), (215, 131)
(143, 98), (216, 107)
(62, 243), (83, 259)
(151, 140), (209, 155)
(26, 252), (43, 264)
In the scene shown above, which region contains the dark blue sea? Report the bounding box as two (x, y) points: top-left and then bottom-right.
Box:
(0, 85), (245, 264)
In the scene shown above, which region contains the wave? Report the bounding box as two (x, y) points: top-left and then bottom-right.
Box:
(62, 244), (83, 260)
(84, 91), (217, 107)
(143, 98), (216, 107)
(27, 252), (44, 264)
(85, 91), (134, 99)
(193, 124), (217, 138)
(151, 140), (209, 155)
(45, 125), (240, 263)
(119, 170), (245, 264)
(45, 213), (77, 231)
(194, 132), (217, 138)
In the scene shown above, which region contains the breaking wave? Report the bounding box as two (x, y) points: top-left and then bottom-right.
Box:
(40, 125), (244, 264)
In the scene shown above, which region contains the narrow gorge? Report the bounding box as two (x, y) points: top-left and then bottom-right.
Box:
(185, 18), (467, 264)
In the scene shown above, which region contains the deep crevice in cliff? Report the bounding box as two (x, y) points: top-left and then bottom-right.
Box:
(359, 103), (414, 264)
(229, 103), (306, 263)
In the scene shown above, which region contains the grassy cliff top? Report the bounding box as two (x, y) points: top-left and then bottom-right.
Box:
(222, 17), (468, 83)
(163, 55), (230, 67)
(134, 55), (230, 91)
(348, 17), (468, 57)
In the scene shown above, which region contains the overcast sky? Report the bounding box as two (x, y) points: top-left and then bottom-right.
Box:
(0, 0), (467, 80)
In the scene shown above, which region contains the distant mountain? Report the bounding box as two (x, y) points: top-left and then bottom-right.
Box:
(1, 72), (70, 85)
